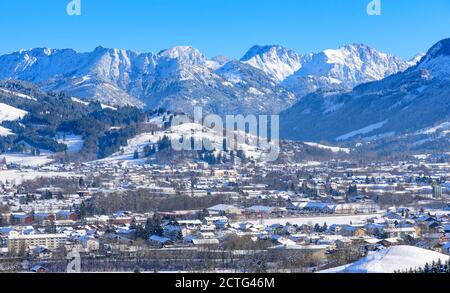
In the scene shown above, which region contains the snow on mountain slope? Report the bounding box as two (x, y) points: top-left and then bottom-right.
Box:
(0, 47), (150, 107)
(320, 246), (450, 273)
(336, 120), (388, 141)
(303, 142), (351, 154)
(241, 45), (305, 81)
(0, 103), (28, 122)
(417, 121), (450, 135)
(155, 46), (212, 82)
(0, 126), (14, 136)
(206, 55), (232, 70)
(100, 117), (273, 164)
(71, 97), (90, 106)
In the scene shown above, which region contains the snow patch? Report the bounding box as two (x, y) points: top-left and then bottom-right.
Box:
(0, 126), (14, 137)
(56, 133), (84, 154)
(304, 142), (350, 154)
(320, 246), (450, 273)
(71, 97), (90, 106)
(0, 103), (28, 122)
(336, 120), (388, 141)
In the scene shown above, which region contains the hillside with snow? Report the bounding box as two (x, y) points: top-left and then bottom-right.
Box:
(303, 142), (351, 154)
(0, 102), (28, 137)
(99, 116), (273, 165)
(320, 246), (450, 273)
(0, 103), (28, 123)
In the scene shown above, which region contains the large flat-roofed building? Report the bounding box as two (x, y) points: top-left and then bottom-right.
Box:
(8, 234), (68, 254)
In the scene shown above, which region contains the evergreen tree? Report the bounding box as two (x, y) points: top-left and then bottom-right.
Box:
(135, 224), (148, 240)
(177, 230), (183, 241)
(158, 135), (171, 151)
(146, 213), (163, 237)
(313, 223), (321, 232)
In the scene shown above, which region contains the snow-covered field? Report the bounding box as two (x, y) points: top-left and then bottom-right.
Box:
(0, 153), (53, 167)
(320, 246), (450, 273)
(243, 213), (381, 226)
(56, 133), (84, 154)
(0, 169), (77, 184)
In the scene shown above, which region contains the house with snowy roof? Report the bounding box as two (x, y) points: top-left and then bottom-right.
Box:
(149, 235), (172, 247)
(207, 204), (241, 216)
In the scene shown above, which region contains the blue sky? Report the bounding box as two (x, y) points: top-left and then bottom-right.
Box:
(0, 0), (449, 59)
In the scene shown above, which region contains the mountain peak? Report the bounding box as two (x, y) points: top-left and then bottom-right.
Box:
(158, 46), (203, 58)
(422, 38), (450, 61)
(15, 47), (65, 57)
(206, 55), (231, 70)
(240, 45), (303, 81)
(241, 45), (286, 61)
(417, 38), (450, 78)
(344, 43), (373, 50)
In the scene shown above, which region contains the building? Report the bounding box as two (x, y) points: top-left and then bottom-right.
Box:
(385, 227), (417, 240)
(8, 234), (68, 255)
(11, 213), (33, 225)
(433, 183), (443, 198)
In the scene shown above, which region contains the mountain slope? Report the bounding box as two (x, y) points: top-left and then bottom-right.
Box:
(0, 47), (148, 107)
(280, 38), (450, 142)
(241, 45), (305, 81)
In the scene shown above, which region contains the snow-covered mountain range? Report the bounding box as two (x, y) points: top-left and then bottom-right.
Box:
(282, 44), (422, 98)
(3, 39), (447, 147)
(240, 43), (422, 98)
(0, 43), (420, 116)
(280, 38), (450, 142)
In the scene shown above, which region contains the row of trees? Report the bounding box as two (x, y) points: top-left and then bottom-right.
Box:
(397, 259), (450, 273)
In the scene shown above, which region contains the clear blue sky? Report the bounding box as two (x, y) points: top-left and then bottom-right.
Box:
(0, 0), (449, 59)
